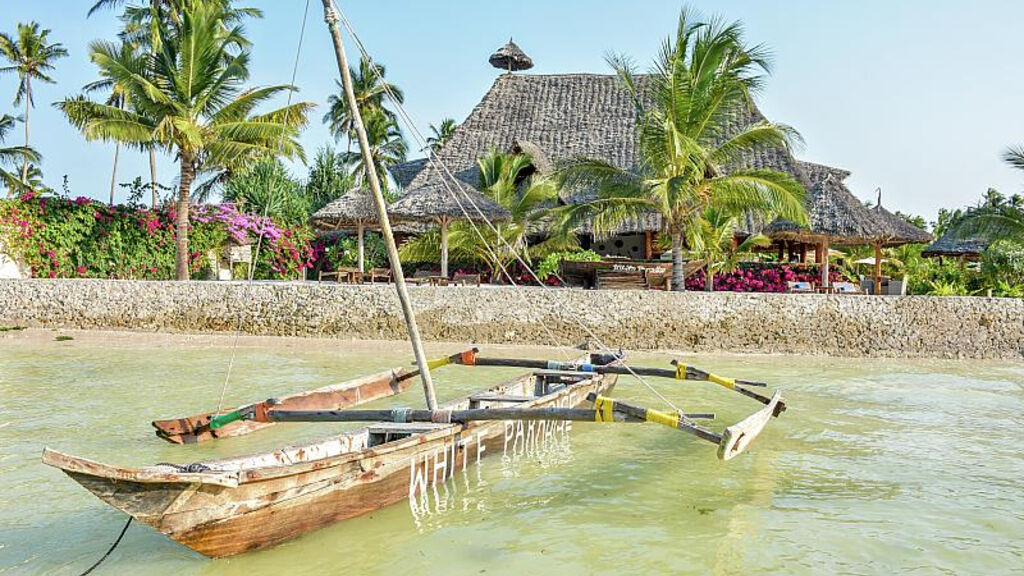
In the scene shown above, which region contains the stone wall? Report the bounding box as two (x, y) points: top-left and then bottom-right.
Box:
(1, 279), (1021, 359)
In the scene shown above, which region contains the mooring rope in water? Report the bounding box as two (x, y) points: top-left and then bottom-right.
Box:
(76, 517), (132, 576)
(333, 5), (687, 416)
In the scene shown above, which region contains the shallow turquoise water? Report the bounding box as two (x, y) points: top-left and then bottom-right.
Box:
(0, 330), (1021, 575)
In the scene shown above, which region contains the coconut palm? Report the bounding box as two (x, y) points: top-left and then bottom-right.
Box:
(59, 2), (312, 280)
(425, 118), (457, 152)
(324, 57), (404, 146)
(553, 10), (806, 291)
(341, 109), (407, 195)
(950, 148), (1024, 244)
(400, 150), (573, 279)
(0, 115), (41, 195)
(685, 207), (769, 291)
(0, 22), (68, 185)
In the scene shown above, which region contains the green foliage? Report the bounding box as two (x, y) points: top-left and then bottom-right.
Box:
(0, 195), (311, 280)
(980, 241), (1024, 286)
(686, 208), (771, 290)
(223, 161), (306, 226)
(314, 233), (386, 272)
(305, 146), (353, 214)
(926, 279), (969, 296)
(426, 118), (457, 152)
(535, 249), (601, 280)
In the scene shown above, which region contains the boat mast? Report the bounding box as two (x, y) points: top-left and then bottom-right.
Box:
(320, 0), (439, 410)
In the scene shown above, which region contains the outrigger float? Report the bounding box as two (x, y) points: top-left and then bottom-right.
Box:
(42, 0), (787, 561)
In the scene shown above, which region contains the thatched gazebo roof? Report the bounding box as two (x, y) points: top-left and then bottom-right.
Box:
(922, 231), (990, 259)
(489, 39), (534, 72)
(311, 188), (380, 231)
(762, 162), (885, 245)
(389, 181), (511, 223)
(869, 202), (934, 246)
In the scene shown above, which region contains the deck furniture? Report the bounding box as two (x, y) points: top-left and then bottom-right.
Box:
(451, 273), (482, 286)
(319, 267), (363, 284)
(787, 281), (814, 294)
(366, 268), (392, 284)
(833, 282), (864, 294)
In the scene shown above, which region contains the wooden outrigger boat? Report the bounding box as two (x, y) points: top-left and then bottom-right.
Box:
(43, 351), (623, 558)
(41, 2), (789, 565)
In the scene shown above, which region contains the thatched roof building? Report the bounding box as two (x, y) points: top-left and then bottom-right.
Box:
(389, 182), (510, 223)
(922, 232), (990, 259)
(869, 202), (934, 246)
(394, 70), (928, 260)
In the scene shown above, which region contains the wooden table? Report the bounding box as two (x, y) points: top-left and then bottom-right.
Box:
(319, 267), (363, 284)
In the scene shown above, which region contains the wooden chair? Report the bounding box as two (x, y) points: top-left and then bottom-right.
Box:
(451, 273), (482, 286)
(406, 269), (437, 285)
(644, 269), (671, 291)
(366, 268), (391, 284)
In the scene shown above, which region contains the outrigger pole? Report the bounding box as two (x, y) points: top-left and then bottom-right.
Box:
(320, 0), (439, 410)
(249, 391), (783, 461)
(431, 353), (787, 416)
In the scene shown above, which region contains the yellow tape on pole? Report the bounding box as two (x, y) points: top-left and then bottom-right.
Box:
(707, 373), (737, 390)
(426, 356), (451, 371)
(675, 363), (687, 380)
(645, 408), (680, 430)
(593, 396), (616, 423)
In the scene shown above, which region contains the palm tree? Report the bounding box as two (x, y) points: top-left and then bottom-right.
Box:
(399, 150), (574, 278)
(426, 118), (457, 152)
(60, 2), (312, 280)
(0, 22), (68, 185)
(0, 115), (41, 195)
(82, 41), (140, 205)
(341, 109), (407, 195)
(950, 147), (1024, 244)
(554, 10), (806, 291)
(686, 208), (769, 291)
(324, 57), (403, 147)
(89, 0), (260, 207)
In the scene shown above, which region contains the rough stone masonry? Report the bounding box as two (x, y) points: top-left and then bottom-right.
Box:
(1, 279), (1022, 359)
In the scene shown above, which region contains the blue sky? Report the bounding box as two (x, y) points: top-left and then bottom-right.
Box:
(2, 0), (1022, 221)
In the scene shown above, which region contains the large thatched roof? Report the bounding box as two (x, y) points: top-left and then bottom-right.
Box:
(922, 231), (990, 258)
(390, 159), (427, 191)
(311, 188), (379, 229)
(389, 181), (511, 223)
(405, 73), (922, 244)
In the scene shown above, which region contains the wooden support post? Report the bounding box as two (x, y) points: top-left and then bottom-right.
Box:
(644, 231), (653, 260)
(874, 243), (883, 295)
(321, 0), (438, 409)
(800, 243), (808, 264)
(777, 242), (785, 261)
(357, 222), (365, 274)
(440, 217), (449, 278)
(820, 240), (831, 288)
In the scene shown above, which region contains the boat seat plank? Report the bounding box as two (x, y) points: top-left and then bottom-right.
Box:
(469, 394), (535, 403)
(533, 370), (595, 378)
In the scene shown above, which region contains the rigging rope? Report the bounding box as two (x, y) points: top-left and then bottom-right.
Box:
(216, 0), (312, 412)
(332, 4), (687, 416)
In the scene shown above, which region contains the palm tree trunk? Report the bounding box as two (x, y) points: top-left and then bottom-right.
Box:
(109, 143), (121, 205)
(357, 222), (365, 274)
(149, 147), (159, 207)
(671, 231), (685, 292)
(21, 85), (30, 185)
(175, 158), (195, 281)
(705, 268), (714, 292)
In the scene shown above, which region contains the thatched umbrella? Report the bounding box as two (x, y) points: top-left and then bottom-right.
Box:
(389, 181), (511, 277)
(311, 188), (379, 273)
(864, 190), (934, 294)
(489, 39), (534, 73)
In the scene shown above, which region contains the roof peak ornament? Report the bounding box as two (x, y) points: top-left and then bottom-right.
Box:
(489, 38), (533, 73)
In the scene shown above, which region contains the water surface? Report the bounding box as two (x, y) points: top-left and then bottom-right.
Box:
(1, 330), (1021, 575)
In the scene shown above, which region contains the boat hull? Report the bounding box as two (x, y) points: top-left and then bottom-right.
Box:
(45, 366), (616, 558)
